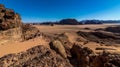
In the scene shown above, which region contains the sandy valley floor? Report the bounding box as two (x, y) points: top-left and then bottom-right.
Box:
(0, 24), (120, 57)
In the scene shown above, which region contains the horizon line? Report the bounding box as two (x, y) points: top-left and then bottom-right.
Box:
(23, 19), (120, 23)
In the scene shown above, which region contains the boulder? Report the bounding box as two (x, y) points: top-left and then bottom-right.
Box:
(21, 24), (41, 41)
(49, 40), (67, 58)
(56, 33), (73, 57)
(70, 44), (94, 67)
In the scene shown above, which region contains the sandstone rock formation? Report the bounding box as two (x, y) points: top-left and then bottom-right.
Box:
(70, 44), (94, 67)
(21, 24), (41, 41)
(0, 45), (72, 67)
(56, 33), (73, 57)
(0, 4), (22, 43)
(0, 4), (41, 43)
(1, 42), (119, 67)
(49, 40), (67, 58)
(70, 44), (120, 67)
(89, 51), (120, 67)
(0, 4), (22, 30)
(77, 30), (120, 45)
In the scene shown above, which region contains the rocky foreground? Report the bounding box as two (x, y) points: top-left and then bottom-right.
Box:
(0, 25), (120, 67)
(0, 4), (120, 67)
(0, 40), (120, 67)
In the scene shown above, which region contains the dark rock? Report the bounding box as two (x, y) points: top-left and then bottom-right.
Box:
(0, 45), (72, 67)
(77, 31), (120, 44)
(21, 24), (41, 41)
(105, 26), (120, 33)
(0, 4), (22, 31)
(59, 19), (79, 25)
(70, 44), (94, 67)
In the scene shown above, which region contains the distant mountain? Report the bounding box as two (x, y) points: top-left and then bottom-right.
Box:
(59, 19), (81, 25)
(27, 19), (120, 25)
(101, 20), (120, 23)
(80, 20), (103, 24)
(80, 20), (120, 24)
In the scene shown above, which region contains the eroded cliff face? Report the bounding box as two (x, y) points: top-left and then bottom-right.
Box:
(0, 27), (22, 43)
(0, 4), (22, 30)
(0, 4), (41, 44)
(70, 44), (120, 67)
(0, 4), (22, 44)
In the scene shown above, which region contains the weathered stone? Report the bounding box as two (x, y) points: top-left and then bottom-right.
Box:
(21, 24), (41, 41)
(50, 40), (67, 58)
(0, 4), (22, 31)
(0, 45), (72, 67)
(56, 33), (73, 57)
(70, 44), (94, 67)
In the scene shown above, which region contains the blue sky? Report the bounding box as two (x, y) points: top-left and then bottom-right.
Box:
(1, 0), (120, 22)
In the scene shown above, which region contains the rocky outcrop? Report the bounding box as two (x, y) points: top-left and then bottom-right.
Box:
(0, 4), (22, 30)
(0, 40), (120, 67)
(0, 4), (22, 43)
(104, 26), (120, 33)
(70, 44), (120, 67)
(70, 44), (94, 67)
(89, 51), (120, 67)
(0, 27), (22, 43)
(56, 33), (73, 57)
(0, 4), (42, 43)
(21, 24), (41, 41)
(77, 31), (120, 44)
(0, 45), (72, 67)
(50, 40), (67, 58)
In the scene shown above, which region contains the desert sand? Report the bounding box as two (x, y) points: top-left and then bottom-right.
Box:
(0, 24), (120, 57)
(0, 36), (49, 57)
